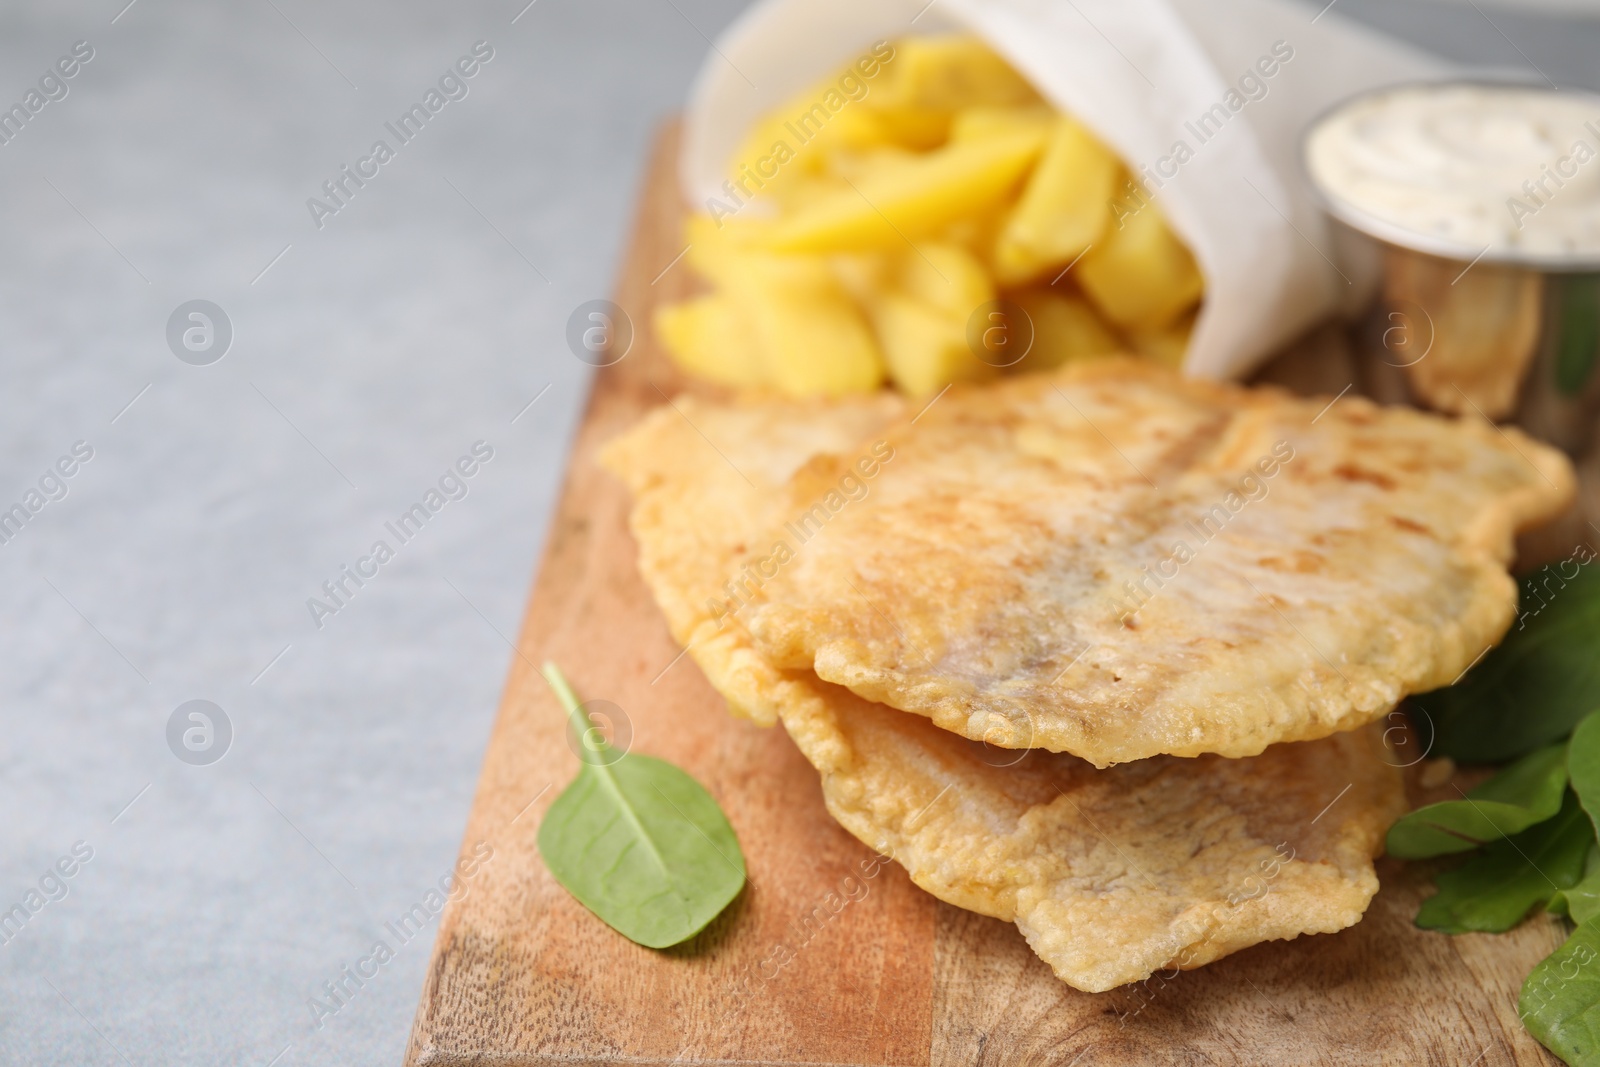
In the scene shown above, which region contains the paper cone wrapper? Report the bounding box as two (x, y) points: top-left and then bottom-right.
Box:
(681, 0), (1447, 379)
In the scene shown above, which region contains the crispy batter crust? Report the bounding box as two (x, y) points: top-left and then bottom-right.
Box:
(729, 362), (1573, 766)
(600, 386), (1407, 991)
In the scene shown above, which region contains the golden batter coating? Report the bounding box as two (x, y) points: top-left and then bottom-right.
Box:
(728, 362), (1572, 766)
(780, 677), (1400, 993)
(601, 388), (1406, 991)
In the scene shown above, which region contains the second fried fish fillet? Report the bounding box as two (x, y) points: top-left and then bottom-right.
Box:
(782, 679), (1401, 993)
(600, 389), (1405, 992)
(736, 361), (1573, 766)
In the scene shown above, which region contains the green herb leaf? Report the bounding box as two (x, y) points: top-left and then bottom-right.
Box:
(1554, 273), (1600, 397)
(1547, 714), (1600, 933)
(1416, 790), (1593, 934)
(1387, 742), (1569, 859)
(1569, 712), (1600, 839)
(1520, 915), (1600, 1066)
(1418, 561), (1600, 762)
(1550, 846), (1600, 926)
(535, 663), (746, 949)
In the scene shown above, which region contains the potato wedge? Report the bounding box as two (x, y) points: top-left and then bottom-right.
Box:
(765, 174), (856, 215)
(934, 205), (1006, 260)
(948, 105), (1055, 144)
(683, 213), (773, 288)
(828, 252), (893, 306)
(729, 255), (886, 397)
(1010, 287), (1123, 370)
(867, 105), (953, 151)
(898, 242), (994, 321)
(824, 146), (920, 184)
(874, 293), (997, 397)
(729, 86), (953, 207)
(728, 83), (889, 197)
(1126, 309), (1197, 369)
(655, 295), (765, 388)
(762, 127), (1047, 253)
(873, 35), (1040, 111)
(1076, 201), (1203, 329)
(993, 116), (1120, 285)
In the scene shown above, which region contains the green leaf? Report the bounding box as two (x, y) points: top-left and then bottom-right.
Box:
(535, 663), (746, 949)
(1387, 742), (1569, 859)
(1550, 847), (1600, 926)
(1419, 560), (1600, 762)
(1520, 916), (1600, 1066)
(1554, 273), (1600, 397)
(1570, 712), (1600, 840)
(1416, 790), (1593, 934)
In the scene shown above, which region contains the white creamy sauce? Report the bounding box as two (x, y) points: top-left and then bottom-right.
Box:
(1306, 83), (1600, 261)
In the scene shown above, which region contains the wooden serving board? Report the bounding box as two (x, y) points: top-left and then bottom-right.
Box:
(404, 124), (1566, 1067)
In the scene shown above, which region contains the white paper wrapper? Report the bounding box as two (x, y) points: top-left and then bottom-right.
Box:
(681, 0), (1448, 380)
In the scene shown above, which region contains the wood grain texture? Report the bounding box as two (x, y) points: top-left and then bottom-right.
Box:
(404, 123), (1565, 1067)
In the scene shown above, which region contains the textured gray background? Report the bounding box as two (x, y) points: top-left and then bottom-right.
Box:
(0, 1), (1596, 1065)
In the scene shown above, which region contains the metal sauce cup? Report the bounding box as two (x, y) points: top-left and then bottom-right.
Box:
(1302, 79), (1600, 456)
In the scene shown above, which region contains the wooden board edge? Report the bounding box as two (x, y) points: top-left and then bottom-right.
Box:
(401, 122), (688, 1067)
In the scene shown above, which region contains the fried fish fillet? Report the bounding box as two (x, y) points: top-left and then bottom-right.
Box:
(731, 361), (1573, 766)
(601, 392), (905, 728)
(785, 683), (1401, 993)
(600, 392), (1405, 992)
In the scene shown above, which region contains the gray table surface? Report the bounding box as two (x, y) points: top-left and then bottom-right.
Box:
(2, 1), (1596, 1064)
